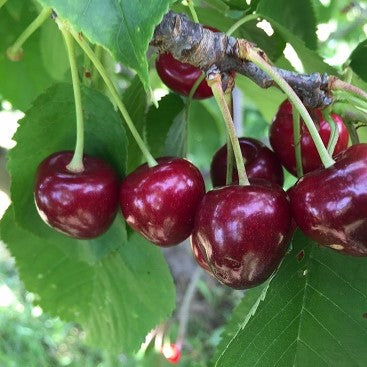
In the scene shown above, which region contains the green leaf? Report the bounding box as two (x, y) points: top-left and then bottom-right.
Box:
(39, 17), (69, 81)
(0, 1), (56, 109)
(0, 207), (176, 355)
(37, 0), (175, 91)
(163, 111), (187, 157)
(215, 231), (367, 366)
(8, 83), (128, 263)
(350, 40), (367, 83)
(146, 94), (184, 157)
(256, 0), (317, 50)
(188, 100), (224, 172)
(212, 284), (267, 363)
(122, 75), (148, 173)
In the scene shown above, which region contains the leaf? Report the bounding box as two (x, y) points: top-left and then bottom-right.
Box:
(37, 0), (175, 91)
(215, 230), (367, 366)
(188, 100), (224, 172)
(0, 207), (176, 355)
(8, 83), (128, 263)
(212, 284), (267, 363)
(0, 1), (56, 109)
(146, 93), (184, 157)
(122, 75), (148, 173)
(350, 40), (367, 83)
(256, 0), (317, 50)
(163, 111), (187, 157)
(39, 17), (69, 81)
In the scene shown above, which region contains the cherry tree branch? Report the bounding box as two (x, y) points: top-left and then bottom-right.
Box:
(152, 11), (364, 109)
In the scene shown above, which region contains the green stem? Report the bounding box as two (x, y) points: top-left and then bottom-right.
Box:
(332, 78), (367, 102)
(224, 88), (235, 185)
(346, 123), (360, 145)
(176, 267), (202, 348)
(7, 7), (51, 61)
(323, 111), (339, 155)
(291, 104), (303, 178)
(91, 44), (102, 86)
(247, 49), (335, 168)
(0, 0), (8, 10)
(226, 14), (258, 36)
(337, 92), (367, 111)
(333, 101), (367, 125)
(208, 76), (250, 186)
(67, 25), (157, 167)
(58, 25), (85, 172)
(225, 133), (234, 185)
(187, 0), (199, 23)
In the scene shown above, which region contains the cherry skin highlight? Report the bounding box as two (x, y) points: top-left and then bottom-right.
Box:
(289, 144), (367, 256)
(269, 100), (349, 176)
(34, 151), (120, 239)
(155, 26), (218, 99)
(192, 181), (292, 289)
(210, 137), (284, 187)
(119, 157), (205, 247)
(191, 235), (211, 272)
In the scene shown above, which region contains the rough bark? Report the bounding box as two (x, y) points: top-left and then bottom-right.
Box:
(152, 11), (333, 108)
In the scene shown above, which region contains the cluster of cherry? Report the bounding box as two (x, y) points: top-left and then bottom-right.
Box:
(33, 48), (367, 291)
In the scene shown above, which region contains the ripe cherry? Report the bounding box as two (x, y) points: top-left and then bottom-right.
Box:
(192, 181), (292, 289)
(289, 144), (367, 256)
(34, 151), (120, 239)
(269, 100), (349, 176)
(155, 26), (218, 99)
(210, 137), (284, 187)
(119, 157), (205, 247)
(191, 235), (211, 272)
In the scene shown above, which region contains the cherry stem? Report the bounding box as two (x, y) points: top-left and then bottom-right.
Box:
(58, 25), (85, 173)
(246, 49), (335, 168)
(91, 44), (102, 86)
(208, 75), (250, 186)
(291, 104), (303, 178)
(332, 78), (367, 102)
(226, 14), (258, 36)
(0, 0), (8, 10)
(346, 123), (360, 145)
(6, 7), (51, 61)
(337, 92), (367, 111)
(333, 101), (367, 127)
(323, 111), (339, 156)
(224, 89), (235, 185)
(176, 267), (202, 349)
(187, 0), (199, 23)
(68, 26), (157, 167)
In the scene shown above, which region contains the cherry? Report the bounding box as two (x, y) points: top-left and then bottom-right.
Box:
(289, 144), (367, 256)
(155, 26), (218, 99)
(34, 151), (120, 239)
(269, 100), (349, 176)
(161, 343), (181, 364)
(210, 137), (284, 187)
(191, 235), (211, 272)
(119, 157), (205, 247)
(191, 181), (292, 289)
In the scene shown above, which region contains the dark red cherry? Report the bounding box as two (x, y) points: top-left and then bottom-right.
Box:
(289, 144), (367, 256)
(269, 100), (349, 176)
(119, 157), (205, 247)
(210, 137), (284, 187)
(190, 235), (211, 272)
(34, 151), (120, 239)
(192, 182), (292, 289)
(155, 26), (219, 99)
